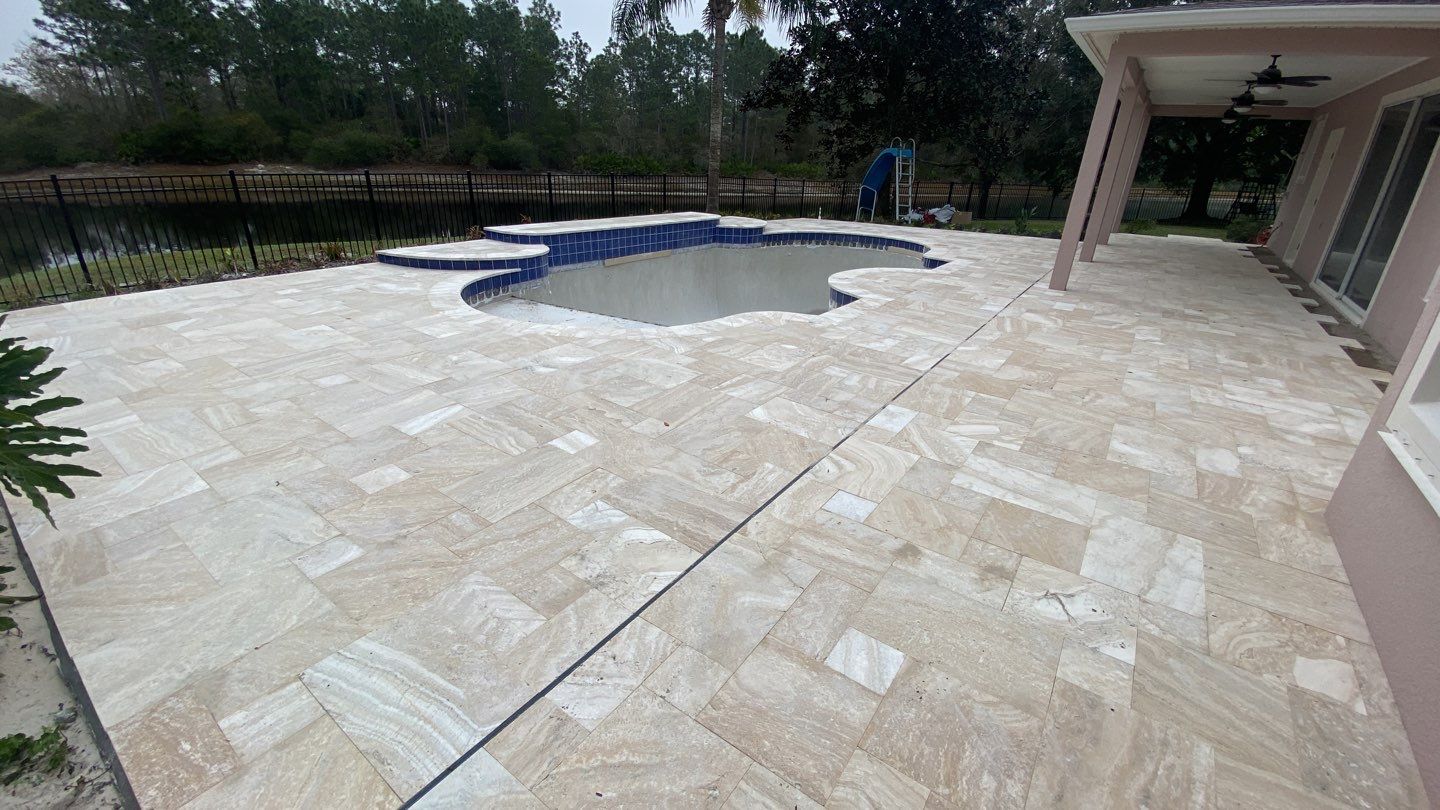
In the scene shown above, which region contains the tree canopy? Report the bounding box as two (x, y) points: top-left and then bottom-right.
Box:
(1, 0), (1307, 222)
(2, 0), (809, 173)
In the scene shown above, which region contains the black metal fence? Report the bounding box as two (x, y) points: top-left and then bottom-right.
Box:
(0, 171), (1239, 307)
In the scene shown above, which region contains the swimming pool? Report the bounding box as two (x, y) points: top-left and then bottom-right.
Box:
(494, 244), (923, 326)
(376, 213), (948, 328)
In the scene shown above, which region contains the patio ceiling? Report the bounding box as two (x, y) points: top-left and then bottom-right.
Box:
(1067, 2), (1440, 111)
(1139, 53), (1423, 108)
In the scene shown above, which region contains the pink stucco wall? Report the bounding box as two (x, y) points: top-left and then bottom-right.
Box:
(1327, 277), (1440, 803)
(1268, 57), (1440, 356)
(1264, 53), (1440, 803)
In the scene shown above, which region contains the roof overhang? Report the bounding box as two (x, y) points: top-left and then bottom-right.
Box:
(1065, 4), (1440, 110)
(1067, 4), (1440, 73)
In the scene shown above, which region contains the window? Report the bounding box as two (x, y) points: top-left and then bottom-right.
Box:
(1386, 294), (1440, 515)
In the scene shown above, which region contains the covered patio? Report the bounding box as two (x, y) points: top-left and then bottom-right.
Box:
(1056, 1), (1440, 802)
(8, 215), (1424, 806)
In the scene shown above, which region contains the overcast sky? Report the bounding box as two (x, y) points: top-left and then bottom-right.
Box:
(0, 0), (788, 75)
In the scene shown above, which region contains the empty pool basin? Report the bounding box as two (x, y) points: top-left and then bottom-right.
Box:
(481, 244), (923, 327)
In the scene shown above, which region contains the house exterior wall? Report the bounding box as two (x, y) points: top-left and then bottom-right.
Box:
(1274, 56), (1440, 801)
(1268, 57), (1440, 356)
(1327, 276), (1440, 803)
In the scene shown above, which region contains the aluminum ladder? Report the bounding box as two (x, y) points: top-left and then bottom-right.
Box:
(891, 138), (917, 221)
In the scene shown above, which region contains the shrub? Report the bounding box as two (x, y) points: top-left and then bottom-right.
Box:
(484, 135), (540, 171)
(721, 158), (758, 176)
(116, 111), (281, 164)
(1226, 216), (1267, 243)
(208, 112), (282, 161)
(285, 129), (315, 160)
(574, 153), (668, 175)
(1013, 206), (1034, 234)
(305, 130), (401, 168)
(0, 107), (108, 171)
(771, 162), (827, 179)
(441, 125), (495, 166)
(1121, 219), (1160, 235)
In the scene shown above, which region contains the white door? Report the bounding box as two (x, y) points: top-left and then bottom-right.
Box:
(1285, 126), (1344, 266)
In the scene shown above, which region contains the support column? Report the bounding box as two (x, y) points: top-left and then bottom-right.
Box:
(1104, 107), (1151, 237)
(1051, 50), (1135, 290)
(1081, 79), (1144, 260)
(1094, 96), (1150, 247)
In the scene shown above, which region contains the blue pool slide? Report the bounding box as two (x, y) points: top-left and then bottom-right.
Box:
(855, 145), (914, 220)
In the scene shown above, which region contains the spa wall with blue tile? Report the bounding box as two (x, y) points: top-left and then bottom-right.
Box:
(715, 224), (765, 245)
(758, 231), (927, 255)
(486, 220), (718, 267)
(382, 253), (549, 273)
(460, 266), (547, 305)
(829, 288), (859, 309)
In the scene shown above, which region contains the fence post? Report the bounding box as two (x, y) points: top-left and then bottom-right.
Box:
(740, 176), (747, 211)
(946, 181), (955, 206)
(964, 183), (973, 213)
(798, 179), (807, 217)
(466, 170), (478, 225)
(363, 170), (382, 245)
(1134, 187), (1147, 221)
(837, 181), (847, 219)
(545, 173), (557, 220)
(661, 175), (668, 211)
(1047, 193), (1056, 219)
(227, 170), (260, 271)
(1021, 184), (1031, 214)
(49, 175), (93, 288)
(771, 177), (778, 215)
(609, 174), (617, 217)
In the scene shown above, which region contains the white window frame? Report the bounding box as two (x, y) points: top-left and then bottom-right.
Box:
(1385, 273), (1440, 516)
(1310, 74), (1440, 324)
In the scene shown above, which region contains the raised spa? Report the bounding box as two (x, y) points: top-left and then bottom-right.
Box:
(495, 244), (922, 326)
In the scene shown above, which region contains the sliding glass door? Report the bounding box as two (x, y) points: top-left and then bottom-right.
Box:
(1317, 93), (1440, 315)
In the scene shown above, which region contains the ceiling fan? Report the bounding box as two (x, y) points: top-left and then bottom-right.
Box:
(1222, 108), (1273, 125)
(1246, 54), (1331, 94)
(1230, 82), (1289, 114)
(1208, 55), (1331, 95)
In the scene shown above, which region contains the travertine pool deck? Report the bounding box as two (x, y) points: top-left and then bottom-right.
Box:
(8, 221), (1424, 808)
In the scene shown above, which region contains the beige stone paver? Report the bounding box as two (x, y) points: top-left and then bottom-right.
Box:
(8, 223), (1422, 808)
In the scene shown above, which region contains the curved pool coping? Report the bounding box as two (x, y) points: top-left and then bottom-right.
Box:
(387, 213), (979, 337)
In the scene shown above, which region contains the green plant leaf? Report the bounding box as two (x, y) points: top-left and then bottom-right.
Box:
(0, 318), (100, 525)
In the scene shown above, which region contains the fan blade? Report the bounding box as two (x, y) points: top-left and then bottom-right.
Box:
(1280, 75), (1330, 83)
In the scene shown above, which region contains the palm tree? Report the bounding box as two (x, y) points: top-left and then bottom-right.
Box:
(613, 0), (812, 213)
